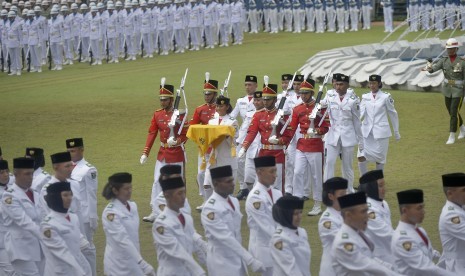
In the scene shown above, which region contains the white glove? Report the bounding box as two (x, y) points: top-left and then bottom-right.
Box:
(79, 234), (90, 251)
(249, 259), (266, 273)
(89, 218), (98, 232)
(394, 132), (401, 141)
(167, 136), (177, 147)
(268, 135), (279, 145)
(140, 154), (148, 165)
(237, 147), (246, 158)
(139, 259), (156, 276)
(306, 128), (315, 136)
(433, 249), (442, 261)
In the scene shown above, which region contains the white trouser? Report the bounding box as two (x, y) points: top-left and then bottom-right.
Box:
(434, 8), (444, 30)
(204, 25), (214, 47)
(244, 154), (258, 186)
(420, 4), (431, 29)
(8, 47), (21, 71)
(174, 29), (185, 50)
(0, 248), (15, 276)
(64, 38), (73, 60)
(134, 32), (141, 52)
(284, 9), (292, 31)
(82, 222), (96, 276)
(108, 37), (117, 59)
(82, 37), (90, 58)
(29, 44), (41, 69)
(152, 31), (159, 52)
(41, 39), (47, 61)
(189, 27), (200, 47)
(269, 9), (279, 32)
(249, 10), (259, 32)
(264, 10), (271, 31)
(125, 34), (135, 55)
(408, 5), (419, 31)
(197, 155), (206, 196)
(350, 9), (359, 30)
(358, 133), (389, 164)
(345, 8), (350, 27)
(274, 162), (284, 192)
(446, 3), (455, 28)
(51, 42), (63, 65)
(219, 24), (229, 44)
(73, 36), (80, 55)
(118, 33), (125, 54)
(150, 159), (184, 211)
(90, 39), (100, 61)
(336, 8), (345, 31)
(11, 260), (41, 276)
(142, 33), (153, 55)
(362, 6), (371, 29)
(284, 137), (297, 193)
(293, 10), (301, 31)
(324, 140), (355, 192)
(461, 7), (465, 30)
(158, 30), (169, 53)
(232, 22), (243, 42)
(236, 145), (246, 189)
(326, 8), (336, 31)
(383, 7), (393, 31)
(306, 8), (315, 31)
(316, 9), (325, 32)
(293, 150), (323, 201)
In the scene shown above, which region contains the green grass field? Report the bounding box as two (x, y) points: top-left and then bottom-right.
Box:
(1, 25), (465, 275)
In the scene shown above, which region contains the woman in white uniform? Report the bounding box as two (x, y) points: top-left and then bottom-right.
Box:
(270, 196), (311, 276)
(40, 181), (92, 276)
(203, 95), (239, 202)
(102, 173), (156, 276)
(358, 74), (400, 175)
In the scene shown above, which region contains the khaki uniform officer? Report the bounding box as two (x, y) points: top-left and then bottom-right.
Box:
(425, 38), (465, 144)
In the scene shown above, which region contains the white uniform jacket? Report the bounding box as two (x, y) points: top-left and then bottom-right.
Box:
(201, 191), (252, 276)
(153, 207), (206, 276)
(325, 91), (363, 147)
(270, 224), (311, 276)
(71, 158), (98, 224)
(153, 191), (192, 219)
(332, 223), (401, 275)
(391, 221), (454, 276)
(40, 211), (91, 276)
(31, 167), (52, 193)
(439, 200), (465, 274)
(318, 206), (343, 276)
(102, 199), (145, 276)
(245, 182), (282, 267)
(366, 197), (394, 263)
(360, 90), (399, 139)
(1, 183), (42, 262)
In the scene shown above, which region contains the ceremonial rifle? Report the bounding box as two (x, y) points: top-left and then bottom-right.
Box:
(26, 48), (31, 72)
(220, 70), (232, 97)
(270, 72), (296, 136)
(140, 35), (144, 58)
(47, 41), (52, 70)
(308, 68), (332, 134)
(7, 49), (11, 74)
(78, 38), (82, 62)
(21, 47), (25, 68)
(168, 68), (189, 139)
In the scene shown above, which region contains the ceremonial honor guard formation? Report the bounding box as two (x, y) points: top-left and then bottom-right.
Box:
(2, 34), (465, 275)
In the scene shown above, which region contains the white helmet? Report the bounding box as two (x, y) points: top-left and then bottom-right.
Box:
(25, 1), (32, 7)
(445, 38), (460, 49)
(116, 1), (123, 6)
(124, 2), (132, 8)
(5, 3), (12, 8)
(60, 5), (68, 11)
(27, 9), (34, 15)
(50, 7), (59, 14)
(10, 6), (18, 12)
(108, 3), (115, 9)
(34, 5), (42, 11)
(1, 9), (8, 16)
(71, 3), (78, 9)
(19, 1), (25, 6)
(89, 2), (96, 7)
(140, 0), (147, 6)
(131, 0), (138, 5)
(107, 1), (114, 5)
(12, 0), (19, 5)
(8, 10), (16, 17)
(22, 8), (29, 15)
(97, 2), (104, 8)
(80, 3), (88, 9)
(148, 0), (155, 4)
(90, 5), (98, 12)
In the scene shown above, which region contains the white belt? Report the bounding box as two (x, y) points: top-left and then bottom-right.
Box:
(302, 134), (322, 139)
(160, 142), (181, 148)
(261, 145), (284, 150)
(444, 79), (463, 85)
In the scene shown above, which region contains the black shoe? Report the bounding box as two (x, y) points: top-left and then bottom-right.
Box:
(236, 189), (249, 200)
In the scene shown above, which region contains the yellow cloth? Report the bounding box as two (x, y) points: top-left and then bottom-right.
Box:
(187, 125), (236, 169)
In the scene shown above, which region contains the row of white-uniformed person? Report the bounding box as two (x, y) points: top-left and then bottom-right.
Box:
(0, 139), (100, 276)
(1, 144), (464, 275)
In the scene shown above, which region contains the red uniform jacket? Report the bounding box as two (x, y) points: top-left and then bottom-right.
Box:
(189, 103), (216, 125)
(143, 108), (189, 163)
(289, 101), (330, 153)
(242, 108), (293, 163)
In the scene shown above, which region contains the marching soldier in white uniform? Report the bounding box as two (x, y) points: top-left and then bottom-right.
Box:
(61, 5), (74, 65)
(270, 195), (310, 275)
(1, 158), (44, 275)
(26, 9), (43, 72)
(246, 156), (283, 276)
(361, 0), (371, 30)
(89, 6), (102, 65)
(40, 182), (92, 276)
(102, 172), (156, 276)
(153, 176), (207, 276)
(0, 160), (15, 275)
(332, 192), (401, 275)
(25, 147), (52, 193)
(203, 0), (217, 48)
(6, 10), (23, 75)
(358, 169), (394, 263)
(357, 74), (400, 175)
(66, 137), (98, 276)
(318, 177), (348, 275)
(203, 95), (239, 201)
(232, 75), (258, 200)
(49, 7), (65, 70)
(439, 173), (465, 274)
(106, 3), (119, 63)
(324, 73), (363, 192)
(201, 165), (266, 275)
(381, 0), (393, 32)
(231, 0), (243, 44)
(392, 189), (454, 276)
